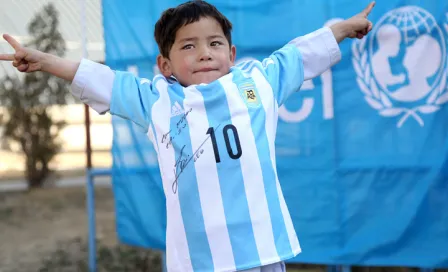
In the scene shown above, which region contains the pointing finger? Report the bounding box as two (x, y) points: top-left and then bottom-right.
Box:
(3, 34), (22, 51)
(362, 2), (375, 17)
(0, 54), (15, 61)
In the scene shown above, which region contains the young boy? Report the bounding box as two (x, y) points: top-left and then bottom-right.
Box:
(0, 1), (375, 271)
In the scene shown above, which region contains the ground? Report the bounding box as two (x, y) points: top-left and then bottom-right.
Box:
(0, 185), (440, 272)
(0, 186), (162, 272)
(0, 185), (325, 272)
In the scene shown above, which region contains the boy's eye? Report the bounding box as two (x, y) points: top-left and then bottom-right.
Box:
(182, 44), (194, 50)
(211, 41), (223, 47)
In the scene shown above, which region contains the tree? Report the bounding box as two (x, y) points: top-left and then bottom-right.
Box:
(0, 3), (70, 188)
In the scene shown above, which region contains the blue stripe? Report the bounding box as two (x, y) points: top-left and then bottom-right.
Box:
(234, 68), (293, 258)
(149, 77), (162, 153)
(170, 84), (214, 271)
(238, 60), (254, 72)
(197, 80), (261, 269)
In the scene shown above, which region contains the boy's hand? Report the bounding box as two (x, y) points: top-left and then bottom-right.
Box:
(331, 2), (375, 43)
(0, 34), (79, 81)
(0, 34), (46, 73)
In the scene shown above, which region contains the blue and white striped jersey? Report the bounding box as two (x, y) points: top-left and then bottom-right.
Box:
(71, 27), (341, 272)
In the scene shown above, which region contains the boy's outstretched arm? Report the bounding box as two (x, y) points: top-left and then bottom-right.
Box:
(0, 34), (79, 82)
(330, 2), (375, 43)
(264, 1), (375, 106)
(0, 33), (152, 131)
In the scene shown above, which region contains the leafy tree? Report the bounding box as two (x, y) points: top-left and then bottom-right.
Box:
(0, 3), (70, 188)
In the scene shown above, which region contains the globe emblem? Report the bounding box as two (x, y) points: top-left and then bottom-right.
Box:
(368, 6), (446, 103)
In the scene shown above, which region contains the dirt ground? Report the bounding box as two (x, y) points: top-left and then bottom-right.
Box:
(0, 186), (311, 272)
(0, 186), (441, 272)
(0, 186), (118, 272)
(0, 185), (323, 272)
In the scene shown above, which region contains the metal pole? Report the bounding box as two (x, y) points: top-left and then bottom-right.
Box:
(87, 170), (96, 272)
(327, 266), (352, 272)
(80, 0), (92, 170)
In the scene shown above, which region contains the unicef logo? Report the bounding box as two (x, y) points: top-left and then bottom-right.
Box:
(353, 7), (448, 127)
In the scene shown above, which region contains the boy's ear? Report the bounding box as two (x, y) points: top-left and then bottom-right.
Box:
(230, 45), (236, 64)
(157, 55), (172, 77)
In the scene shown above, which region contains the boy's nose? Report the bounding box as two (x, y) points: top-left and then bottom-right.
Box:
(198, 48), (212, 61)
(200, 55), (212, 61)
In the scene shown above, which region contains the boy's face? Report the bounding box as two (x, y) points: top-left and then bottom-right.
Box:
(157, 17), (236, 86)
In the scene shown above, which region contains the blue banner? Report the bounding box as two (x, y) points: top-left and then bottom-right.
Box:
(103, 0), (448, 267)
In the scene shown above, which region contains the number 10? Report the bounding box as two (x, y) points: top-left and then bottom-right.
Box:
(206, 125), (242, 163)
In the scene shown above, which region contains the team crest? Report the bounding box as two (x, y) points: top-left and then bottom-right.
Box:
(352, 7), (448, 128)
(238, 81), (261, 108)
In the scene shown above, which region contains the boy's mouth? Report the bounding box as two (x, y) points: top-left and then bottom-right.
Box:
(194, 67), (218, 73)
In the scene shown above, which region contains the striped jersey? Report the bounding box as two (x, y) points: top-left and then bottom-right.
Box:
(71, 27), (341, 272)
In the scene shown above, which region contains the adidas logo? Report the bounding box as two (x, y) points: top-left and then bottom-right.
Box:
(171, 101), (184, 117)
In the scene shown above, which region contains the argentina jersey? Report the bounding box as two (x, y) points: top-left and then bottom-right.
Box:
(71, 27), (341, 272)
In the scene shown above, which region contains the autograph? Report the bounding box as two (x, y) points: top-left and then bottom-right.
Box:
(171, 124), (221, 194)
(161, 108), (193, 149)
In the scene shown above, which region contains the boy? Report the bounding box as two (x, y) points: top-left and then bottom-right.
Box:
(0, 1), (375, 271)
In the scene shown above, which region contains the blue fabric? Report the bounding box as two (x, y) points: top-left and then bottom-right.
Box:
(103, 0), (448, 268)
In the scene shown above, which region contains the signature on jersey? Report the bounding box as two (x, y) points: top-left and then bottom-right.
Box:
(171, 123), (222, 194)
(171, 141), (206, 194)
(161, 108), (193, 149)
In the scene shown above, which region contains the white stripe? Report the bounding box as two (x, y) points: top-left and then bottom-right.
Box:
(219, 74), (280, 264)
(183, 85), (236, 271)
(275, 179), (302, 255)
(251, 68), (301, 254)
(151, 79), (194, 272)
(147, 125), (159, 159)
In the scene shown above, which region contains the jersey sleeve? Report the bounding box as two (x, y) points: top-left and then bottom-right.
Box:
(262, 27), (341, 106)
(71, 59), (154, 132)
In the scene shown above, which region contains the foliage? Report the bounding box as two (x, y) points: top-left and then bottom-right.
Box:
(0, 3), (70, 188)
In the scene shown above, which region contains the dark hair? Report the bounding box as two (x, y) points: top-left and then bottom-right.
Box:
(154, 0), (233, 58)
